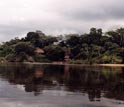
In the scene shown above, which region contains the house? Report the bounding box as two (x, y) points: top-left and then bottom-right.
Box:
(34, 48), (44, 55)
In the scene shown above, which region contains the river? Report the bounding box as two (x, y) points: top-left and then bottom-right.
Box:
(0, 63), (124, 107)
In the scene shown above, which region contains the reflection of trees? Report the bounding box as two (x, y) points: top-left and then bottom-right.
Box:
(0, 64), (124, 101)
(63, 66), (104, 101)
(0, 64), (54, 96)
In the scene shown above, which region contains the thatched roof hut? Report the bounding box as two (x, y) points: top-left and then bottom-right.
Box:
(34, 48), (44, 55)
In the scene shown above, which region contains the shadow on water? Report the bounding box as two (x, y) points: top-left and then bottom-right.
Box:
(0, 63), (124, 102)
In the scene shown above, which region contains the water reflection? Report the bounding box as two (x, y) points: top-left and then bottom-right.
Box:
(0, 64), (124, 102)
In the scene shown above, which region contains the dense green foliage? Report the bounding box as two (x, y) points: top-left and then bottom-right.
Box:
(0, 28), (124, 64)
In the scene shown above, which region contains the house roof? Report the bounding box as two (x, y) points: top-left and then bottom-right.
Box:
(35, 48), (44, 54)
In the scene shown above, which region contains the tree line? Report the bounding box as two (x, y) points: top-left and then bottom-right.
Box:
(0, 28), (124, 64)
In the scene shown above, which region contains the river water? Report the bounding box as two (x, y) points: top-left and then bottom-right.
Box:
(0, 63), (124, 107)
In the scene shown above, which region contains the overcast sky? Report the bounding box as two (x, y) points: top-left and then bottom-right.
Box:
(0, 0), (124, 42)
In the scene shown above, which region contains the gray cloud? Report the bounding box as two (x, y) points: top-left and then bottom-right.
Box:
(0, 0), (124, 42)
(57, 0), (124, 21)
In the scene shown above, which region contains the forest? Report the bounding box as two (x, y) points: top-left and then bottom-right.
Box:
(0, 27), (124, 64)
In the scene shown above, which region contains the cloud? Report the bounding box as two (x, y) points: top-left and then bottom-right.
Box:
(0, 0), (124, 42)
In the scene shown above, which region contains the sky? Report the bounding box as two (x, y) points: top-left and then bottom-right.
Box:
(0, 0), (124, 42)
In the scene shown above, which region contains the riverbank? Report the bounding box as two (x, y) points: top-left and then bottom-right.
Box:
(98, 64), (124, 67)
(1, 61), (124, 67)
(23, 62), (124, 67)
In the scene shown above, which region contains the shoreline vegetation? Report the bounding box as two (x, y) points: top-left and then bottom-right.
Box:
(1, 28), (124, 65)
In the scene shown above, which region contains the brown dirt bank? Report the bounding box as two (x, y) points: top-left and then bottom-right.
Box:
(98, 64), (124, 67)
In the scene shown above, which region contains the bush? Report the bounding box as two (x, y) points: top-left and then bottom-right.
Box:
(69, 60), (84, 64)
(6, 54), (16, 62)
(44, 45), (65, 61)
(100, 55), (122, 64)
(33, 55), (50, 62)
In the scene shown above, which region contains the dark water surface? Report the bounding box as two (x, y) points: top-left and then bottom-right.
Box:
(0, 63), (124, 107)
